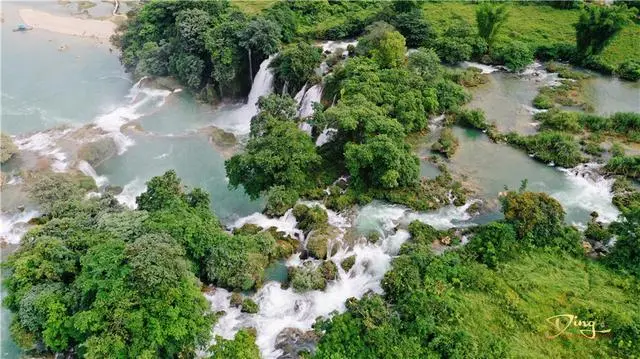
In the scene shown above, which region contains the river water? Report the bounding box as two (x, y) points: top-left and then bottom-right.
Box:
(1, 3), (638, 358)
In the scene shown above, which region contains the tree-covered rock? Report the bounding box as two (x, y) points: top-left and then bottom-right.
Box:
(1, 132), (18, 163)
(293, 204), (329, 233)
(270, 42), (323, 95)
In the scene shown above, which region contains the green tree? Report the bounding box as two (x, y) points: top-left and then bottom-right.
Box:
(226, 121), (321, 199)
(250, 94), (298, 137)
(371, 29), (407, 68)
(495, 41), (533, 72)
(391, 9), (435, 48)
(407, 48), (441, 82)
(239, 17), (282, 80)
(209, 329), (261, 359)
(270, 42), (323, 95)
(476, 3), (509, 49)
(575, 4), (635, 57)
(345, 134), (419, 189)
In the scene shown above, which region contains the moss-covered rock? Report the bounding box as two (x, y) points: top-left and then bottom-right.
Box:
(241, 298), (259, 314)
(233, 223), (263, 236)
(289, 263), (326, 292)
(1, 133), (18, 164)
(230, 292), (243, 308)
(306, 225), (339, 260)
(77, 137), (118, 167)
(293, 204), (328, 233)
(341, 255), (356, 272)
(264, 186), (299, 217)
(319, 260), (338, 281)
(366, 231), (380, 243)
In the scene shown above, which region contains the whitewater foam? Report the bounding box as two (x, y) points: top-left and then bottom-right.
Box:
(115, 178), (147, 209)
(209, 200), (474, 358)
(0, 210), (40, 245)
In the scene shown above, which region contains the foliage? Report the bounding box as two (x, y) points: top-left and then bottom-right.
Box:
(3, 194), (214, 356)
(356, 22), (407, 69)
(431, 128), (459, 159)
(604, 155), (640, 180)
(250, 94), (298, 137)
(532, 94), (554, 109)
(389, 8), (435, 48)
(535, 110), (582, 133)
(345, 134), (420, 189)
(476, 3), (509, 49)
(270, 42), (323, 95)
(240, 298), (259, 314)
(226, 121), (321, 199)
(616, 59), (640, 81)
(407, 48), (441, 81)
(607, 206), (640, 278)
(0, 132), (17, 163)
(466, 222), (518, 268)
(575, 4), (635, 57)
(505, 131), (584, 167)
(435, 19), (487, 64)
(289, 262), (327, 292)
(292, 204), (329, 233)
(25, 172), (94, 213)
(264, 185), (299, 217)
(453, 109), (489, 131)
(209, 329), (261, 359)
(494, 40), (534, 72)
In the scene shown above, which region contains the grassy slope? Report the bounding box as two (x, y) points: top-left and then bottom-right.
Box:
(235, 1), (639, 69)
(457, 251), (638, 357)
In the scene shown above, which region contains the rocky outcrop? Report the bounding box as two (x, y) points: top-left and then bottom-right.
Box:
(275, 328), (319, 359)
(306, 225), (339, 260)
(76, 137), (118, 167)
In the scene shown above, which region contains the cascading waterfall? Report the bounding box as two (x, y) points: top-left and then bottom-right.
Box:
(214, 56), (275, 135)
(208, 201), (474, 358)
(77, 160), (108, 187)
(298, 84), (323, 119)
(294, 84), (308, 108)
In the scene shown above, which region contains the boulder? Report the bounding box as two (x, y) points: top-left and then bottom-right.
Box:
(77, 137), (118, 167)
(340, 255), (356, 272)
(319, 260), (338, 281)
(275, 328), (319, 359)
(241, 298), (259, 314)
(306, 226), (339, 260)
(230, 292), (243, 308)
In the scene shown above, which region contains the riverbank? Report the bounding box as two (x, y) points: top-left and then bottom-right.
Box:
(18, 8), (116, 39)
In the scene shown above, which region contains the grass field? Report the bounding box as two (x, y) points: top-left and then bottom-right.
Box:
(234, 1), (639, 70)
(456, 251), (639, 357)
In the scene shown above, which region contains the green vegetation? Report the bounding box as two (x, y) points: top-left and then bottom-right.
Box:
(271, 42), (323, 95)
(604, 155), (640, 180)
(616, 59), (640, 81)
(315, 191), (640, 358)
(505, 131), (584, 167)
(1, 132), (17, 163)
(2, 170), (303, 356)
(431, 128), (459, 158)
(209, 329), (261, 359)
(476, 3), (509, 49)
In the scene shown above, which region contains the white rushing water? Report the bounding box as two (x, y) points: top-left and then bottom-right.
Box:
(0, 210), (40, 245)
(213, 56), (275, 135)
(552, 163), (620, 225)
(77, 160), (108, 188)
(115, 177), (147, 209)
(208, 200), (474, 358)
(298, 84), (323, 119)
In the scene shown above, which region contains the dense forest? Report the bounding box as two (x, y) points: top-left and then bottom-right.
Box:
(4, 0), (640, 358)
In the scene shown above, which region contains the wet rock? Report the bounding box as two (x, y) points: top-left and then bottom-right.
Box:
(289, 262), (326, 292)
(341, 255), (356, 272)
(230, 292), (243, 308)
(199, 126), (239, 158)
(241, 298), (259, 314)
(319, 260), (338, 281)
(104, 185), (123, 196)
(275, 328), (319, 359)
(306, 225), (339, 260)
(293, 204), (328, 234)
(77, 137), (118, 167)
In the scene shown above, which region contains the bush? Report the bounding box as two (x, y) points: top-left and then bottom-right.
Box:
(319, 260), (338, 280)
(535, 110), (582, 133)
(466, 222), (518, 268)
(604, 156), (640, 180)
(616, 59), (640, 81)
(432, 128), (459, 158)
(292, 204), (329, 233)
(454, 109), (489, 131)
(494, 41), (534, 72)
(241, 298), (259, 314)
(505, 131), (583, 168)
(289, 263), (326, 292)
(532, 94), (554, 109)
(264, 186), (299, 217)
(341, 255), (356, 271)
(535, 43), (578, 62)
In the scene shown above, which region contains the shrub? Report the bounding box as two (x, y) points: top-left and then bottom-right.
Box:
(432, 128), (459, 158)
(241, 298), (259, 314)
(289, 263), (326, 292)
(292, 204), (329, 233)
(535, 43), (577, 63)
(506, 131), (583, 167)
(616, 60), (640, 81)
(494, 41), (533, 72)
(466, 222), (518, 268)
(536, 110), (582, 133)
(341, 255), (356, 271)
(264, 186), (299, 217)
(532, 94), (554, 109)
(604, 156), (640, 180)
(454, 109), (489, 131)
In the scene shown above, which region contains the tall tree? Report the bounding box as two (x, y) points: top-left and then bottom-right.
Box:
(575, 4), (635, 57)
(475, 3), (509, 49)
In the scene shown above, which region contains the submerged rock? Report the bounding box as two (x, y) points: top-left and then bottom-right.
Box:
(275, 328), (319, 359)
(199, 126), (239, 157)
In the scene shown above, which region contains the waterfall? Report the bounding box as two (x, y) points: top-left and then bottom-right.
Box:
(294, 83), (308, 108)
(214, 56), (275, 135)
(298, 84), (323, 118)
(77, 160), (108, 187)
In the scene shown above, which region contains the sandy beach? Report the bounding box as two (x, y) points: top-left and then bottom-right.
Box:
(19, 8), (116, 39)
